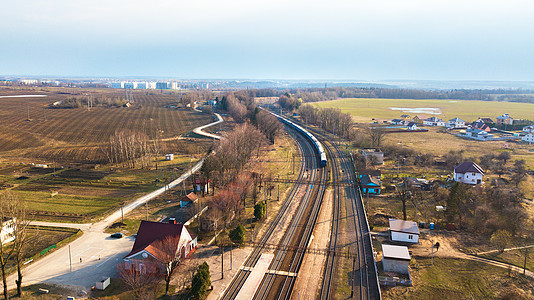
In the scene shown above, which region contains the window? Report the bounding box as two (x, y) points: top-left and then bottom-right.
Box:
(408, 235), (413, 239)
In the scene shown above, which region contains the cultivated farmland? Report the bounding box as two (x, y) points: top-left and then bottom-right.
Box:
(0, 88), (213, 164)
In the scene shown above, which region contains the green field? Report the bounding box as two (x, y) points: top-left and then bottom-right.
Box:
(313, 98), (534, 123)
(383, 257), (534, 299)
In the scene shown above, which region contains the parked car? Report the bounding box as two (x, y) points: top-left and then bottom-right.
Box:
(110, 232), (123, 239)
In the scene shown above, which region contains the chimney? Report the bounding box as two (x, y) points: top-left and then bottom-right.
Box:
(169, 218), (176, 225)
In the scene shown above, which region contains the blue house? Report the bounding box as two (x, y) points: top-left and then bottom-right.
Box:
(360, 171), (381, 195)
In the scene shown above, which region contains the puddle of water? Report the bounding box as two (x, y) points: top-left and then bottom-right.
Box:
(389, 107), (441, 114)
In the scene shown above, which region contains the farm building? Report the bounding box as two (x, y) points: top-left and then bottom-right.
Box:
(362, 149), (384, 165)
(523, 133), (534, 143)
(496, 113), (514, 125)
(180, 192), (199, 207)
(448, 117), (466, 128)
(0, 218), (16, 245)
(406, 122), (418, 130)
(382, 244), (411, 275)
(123, 220), (197, 273)
(360, 174), (381, 195)
(389, 218), (420, 244)
(453, 162), (484, 185)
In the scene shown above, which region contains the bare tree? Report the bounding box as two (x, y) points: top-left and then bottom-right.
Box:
(368, 126), (387, 149)
(0, 191), (21, 299)
(153, 235), (183, 296)
(117, 261), (162, 299)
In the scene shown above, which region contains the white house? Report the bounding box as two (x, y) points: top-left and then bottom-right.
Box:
(448, 117), (466, 128)
(523, 125), (534, 133)
(523, 133), (534, 143)
(382, 244), (411, 275)
(0, 218), (16, 245)
(406, 122), (418, 130)
(423, 117), (446, 127)
(389, 218), (419, 244)
(453, 162), (484, 185)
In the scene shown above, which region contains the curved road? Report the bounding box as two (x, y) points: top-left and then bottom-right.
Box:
(4, 112), (224, 292)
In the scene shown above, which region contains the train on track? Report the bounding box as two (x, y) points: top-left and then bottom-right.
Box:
(266, 109), (327, 167)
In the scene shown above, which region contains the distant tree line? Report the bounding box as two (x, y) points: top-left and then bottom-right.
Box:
(243, 87), (534, 104)
(298, 104), (353, 138)
(49, 96), (128, 109)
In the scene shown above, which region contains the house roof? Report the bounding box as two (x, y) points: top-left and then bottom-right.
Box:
(389, 218), (420, 235)
(382, 244), (411, 260)
(496, 114), (511, 120)
(125, 220), (186, 260)
(392, 119), (402, 122)
(400, 114), (410, 118)
(182, 192), (199, 202)
(454, 162), (484, 175)
(480, 117), (493, 123)
(449, 117), (465, 122)
(407, 122), (417, 127)
(360, 169), (382, 177)
(361, 174), (380, 186)
(414, 115), (426, 119)
(362, 148), (382, 154)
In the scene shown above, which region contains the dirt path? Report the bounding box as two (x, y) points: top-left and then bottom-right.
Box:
(411, 231), (534, 279)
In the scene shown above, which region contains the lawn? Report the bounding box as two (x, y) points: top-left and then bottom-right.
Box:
(382, 257), (534, 299)
(313, 98), (534, 123)
(479, 248), (534, 273)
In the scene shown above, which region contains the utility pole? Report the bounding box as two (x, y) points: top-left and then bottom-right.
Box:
(69, 245), (72, 272)
(145, 202), (149, 221)
(431, 240), (434, 265)
(121, 206), (124, 224)
(221, 245), (224, 279)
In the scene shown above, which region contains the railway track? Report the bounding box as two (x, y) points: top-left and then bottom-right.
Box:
(253, 133), (327, 299)
(311, 129), (381, 300)
(221, 125), (313, 300)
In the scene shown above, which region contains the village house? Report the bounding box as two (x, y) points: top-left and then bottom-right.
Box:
(423, 117), (446, 127)
(362, 149), (384, 165)
(463, 128), (494, 140)
(412, 115), (426, 124)
(0, 218), (16, 245)
(389, 218), (420, 244)
(406, 122), (418, 131)
(477, 117), (494, 124)
(382, 244), (411, 275)
(523, 133), (534, 143)
(523, 124), (534, 133)
(180, 192), (199, 208)
(400, 114), (411, 121)
(471, 120), (491, 132)
(453, 162), (484, 185)
(360, 170), (381, 195)
(448, 117), (466, 128)
(496, 113), (514, 125)
(123, 220), (197, 273)
(391, 119), (404, 125)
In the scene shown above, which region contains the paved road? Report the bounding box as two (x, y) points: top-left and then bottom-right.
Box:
(193, 113), (223, 140)
(4, 112), (224, 291)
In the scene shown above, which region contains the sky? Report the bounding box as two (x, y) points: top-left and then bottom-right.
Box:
(2, 0), (534, 81)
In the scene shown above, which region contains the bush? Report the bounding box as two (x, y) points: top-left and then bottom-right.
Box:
(229, 224), (245, 244)
(490, 230), (512, 253)
(191, 262), (211, 299)
(254, 202), (266, 220)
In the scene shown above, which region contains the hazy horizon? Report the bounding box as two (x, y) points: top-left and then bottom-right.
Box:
(2, 0), (534, 81)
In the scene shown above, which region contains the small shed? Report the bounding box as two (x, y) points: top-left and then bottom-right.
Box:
(180, 192), (199, 208)
(382, 244), (411, 274)
(194, 179), (210, 194)
(165, 154), (174, 161)
(389, 218), (420, 243)
(360, 174), (381, 195)
(361, 149), (384, 165)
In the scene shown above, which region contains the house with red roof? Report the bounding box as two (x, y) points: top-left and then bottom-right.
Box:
(453, 162), (484, 185)
(123, 220), (197, 273)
